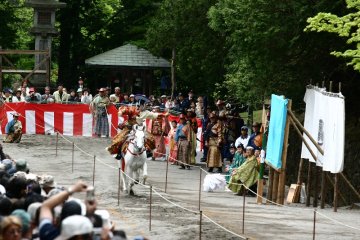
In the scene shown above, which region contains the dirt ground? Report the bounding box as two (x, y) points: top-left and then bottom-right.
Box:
(3, 134), (360, 240)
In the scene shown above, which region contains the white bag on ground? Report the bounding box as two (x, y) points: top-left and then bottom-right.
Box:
(203, 174), (226, 192)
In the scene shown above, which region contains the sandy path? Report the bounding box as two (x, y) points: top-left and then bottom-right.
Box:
(3, 135), (360, 240)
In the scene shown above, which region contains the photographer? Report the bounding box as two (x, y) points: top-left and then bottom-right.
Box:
(25, 88), (41, 103)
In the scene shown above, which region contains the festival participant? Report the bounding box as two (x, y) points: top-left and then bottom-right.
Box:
(4, 113), (22, 143)
(235, 126), (250, 148)
(3, 88), (13, 102)
(41, 86), (54, 103)
(228, 146), (259, 195)
(121, 93), (130, 104)
(53, 84), (69, 103)
(12, 89), (25, 102)
(205, 113), (223, 173)
(186, 109), (198, 165)
(107, 100), (167, 158)
(168, 120), (178, 164)
(175, 114), (190, 169)
(91, 88), (110, 137)
(248, 122), (262, 149)
(200, 107), (212, 162)
(149, 106), (170, 161)
(224, 144), (246, 183)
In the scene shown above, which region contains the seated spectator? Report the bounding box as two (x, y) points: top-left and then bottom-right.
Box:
(4, 112), (22, 143)
(110, 87), (122, 104)
(225, 144), (246, 183)
(3, 88), (13, 103)
(121, 93), (129, 104)
(0, 215), (22, 240)
(227, 146), (259, 195)
(129, 94), (136, 104)
(53, 84), (69, 103)
(25, 88), (41, 103)
(76, 88), (83, 102)
(21, 87), (28, 100)
(41, 86), (54, 103)
(81, 88), (93, 104)
(12, 89), (25, 103)
(68, 89), (78, 102)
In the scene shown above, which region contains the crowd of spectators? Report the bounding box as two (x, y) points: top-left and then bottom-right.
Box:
(0, 143), (145, 240)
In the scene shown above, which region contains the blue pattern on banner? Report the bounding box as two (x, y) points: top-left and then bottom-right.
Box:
(265, 94), (288, 170)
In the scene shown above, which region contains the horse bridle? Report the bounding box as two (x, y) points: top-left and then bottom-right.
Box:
(127, 142), (146, 156)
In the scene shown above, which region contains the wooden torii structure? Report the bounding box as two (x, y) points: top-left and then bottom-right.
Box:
(0, 47), (50, 91)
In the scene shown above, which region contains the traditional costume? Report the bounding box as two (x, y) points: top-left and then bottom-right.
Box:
(205, 113), (223, 173)
(91, 88), (110, 137)
(4, 113), (22, 143)
(187, 111), (198, 165)
(228, 148), (259, 194)
(149, 106), (170, 160)
(225, 151), (246, 183)
(168, 123), (178, 163)
(175, 114), (191, 169)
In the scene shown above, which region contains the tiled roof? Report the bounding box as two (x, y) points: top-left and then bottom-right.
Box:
(85, 44), (170, 68)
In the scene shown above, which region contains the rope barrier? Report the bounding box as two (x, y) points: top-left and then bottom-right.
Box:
(202, 214), (248, 239)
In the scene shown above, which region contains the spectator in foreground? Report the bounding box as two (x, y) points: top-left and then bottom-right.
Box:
(41, 86), (54, 103)
(53, 84), (69, 103)
(81, 88), (92, 104)
(3, 88), (13, 103)
(12, 89), (25, 103)
(0, 215), (22, 240)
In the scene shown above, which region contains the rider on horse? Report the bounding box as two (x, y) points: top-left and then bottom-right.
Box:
(107, 100), (169, 159)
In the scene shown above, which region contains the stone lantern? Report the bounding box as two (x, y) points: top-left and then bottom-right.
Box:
(25, 0), (66, 86)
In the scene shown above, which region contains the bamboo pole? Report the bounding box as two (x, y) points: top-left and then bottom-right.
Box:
(199, 211), (202, 240)
(287, 110), (324, 156)
(277, 99), (292, 204)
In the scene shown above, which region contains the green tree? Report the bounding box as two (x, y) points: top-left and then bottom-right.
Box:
(146, 0), (226, 96)
(306, 0), (360, 72)
(208, 0), (347, 106)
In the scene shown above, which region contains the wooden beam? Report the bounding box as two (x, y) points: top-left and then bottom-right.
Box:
(320, 172), (327, 209)
(334, 173), (338, 212)
(290, 118), (317, 162)
(0, 49), (48, 55)
(23, 55), (49, 82)
(277, 99), (292, 205)
(272, 171), (279, 203)
(340, 173), (360, 200)
(1, 70), (47, 74)
(288, 110), (324, 155)
(306, 161), (312, 207)
(313, 166), (320, 207)
(267, 168), (274, 204)
(326, 174), (348, 205)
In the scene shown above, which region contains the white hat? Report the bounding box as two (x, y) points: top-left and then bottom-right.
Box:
(55, 215), (93, 240)
(130, 94), (135, 97)
(246, 146), (254, 150)
(0, 184), (6, 195)
(77, 88), (83, 93)
(40, 175), (57, 188)
(95, 209), (112, 228)
(27, 202), (42, 221)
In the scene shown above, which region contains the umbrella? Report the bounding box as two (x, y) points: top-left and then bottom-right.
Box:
(134, 94), (150, 103)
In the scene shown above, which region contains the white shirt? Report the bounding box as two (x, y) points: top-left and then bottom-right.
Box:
(235, 135), (250, 148)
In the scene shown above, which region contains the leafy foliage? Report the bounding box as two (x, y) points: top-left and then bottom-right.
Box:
(306, 0), (360, 72)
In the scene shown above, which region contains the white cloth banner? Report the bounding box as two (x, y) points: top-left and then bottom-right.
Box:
(301, 86), (345, 173)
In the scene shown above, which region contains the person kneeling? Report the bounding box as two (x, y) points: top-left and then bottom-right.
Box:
(4, 112), (22, 143)
(227, 146), (259, 195)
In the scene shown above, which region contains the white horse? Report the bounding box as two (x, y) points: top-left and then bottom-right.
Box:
(121, 124), (148, 195)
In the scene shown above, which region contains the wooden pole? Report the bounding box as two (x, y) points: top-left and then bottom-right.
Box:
(256, 178), (264, 204)
(326, 174), (348, 205)
(320, 172), (327, 209)
(334, 174), (338, 212)
(277, 99), (292, 204)
(71, 142), (75, 173)
(46, 53), (50, 87)
(272, 171), (279, 203)
(149, 185), (152, 231)
(117, 169), (121, 206)
(55, 132), (59, 156)
(199, 210), (202, 240)
(92, 155), (96, 187)
(165, 154), (169, 193)
(313, 209), (316, 240)
(198, 168), (202, 211)
(242, 190), (246, 234)
(288, 110), (324, 156)
(306, 162), (312, 207)
(290, 118), (317, 162)
(267, 168), (274, 203)
(340, 173), (360, 200)
(313, 166), (319, 207)
(297, 158), (304, 185)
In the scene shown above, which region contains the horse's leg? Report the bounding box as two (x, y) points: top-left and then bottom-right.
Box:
(127, 165), (135, 196)
(142, 157), (148, 185)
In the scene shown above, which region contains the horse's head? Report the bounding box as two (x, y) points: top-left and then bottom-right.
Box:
(132, 125), (145, 151)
